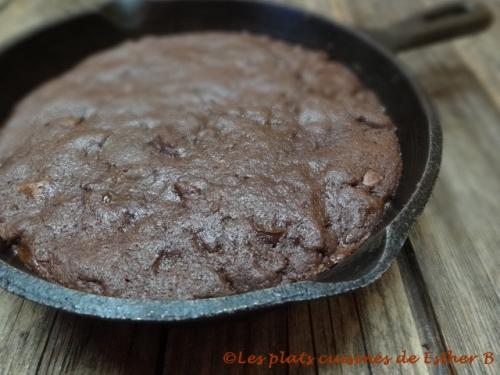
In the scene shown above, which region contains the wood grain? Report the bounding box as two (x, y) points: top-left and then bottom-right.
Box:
(335, 1), (500, 373)
(327, 294), (371, 375)
(0, 297), (56, 374)
(36, 314), (165, 375)
(0, 0), (106, 46)
(0, 0), (498, 374)
(163, 308), (289, 375)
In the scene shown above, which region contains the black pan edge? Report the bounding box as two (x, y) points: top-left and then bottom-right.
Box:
(0, 0), (442, 322)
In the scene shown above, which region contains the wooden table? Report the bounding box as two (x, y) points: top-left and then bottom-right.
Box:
(0, 0), (499, 374)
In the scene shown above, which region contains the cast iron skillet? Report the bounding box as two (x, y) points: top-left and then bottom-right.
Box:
(0, 0), (493, 321)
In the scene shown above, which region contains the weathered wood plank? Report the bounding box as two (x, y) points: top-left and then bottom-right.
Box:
(0, 297), (57, 375)
(354, 263), (431, 375)
(453, 0), (500, 110)
(396, 243), (452, 375)
(163, 308), (289, 375)
(404, 2), (500, 373)
(0, 1), (498, 375)
(287, 303), (317, 375)
(0, 0), (106, 45)
(36, 313), (165, 375)
(329, 1), (500, 374)
(326, 294), (371, 375)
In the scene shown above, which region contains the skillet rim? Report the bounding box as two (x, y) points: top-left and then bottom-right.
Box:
(0, 0), (442, 322)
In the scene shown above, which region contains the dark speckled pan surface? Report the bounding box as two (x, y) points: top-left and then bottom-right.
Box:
(0, 0), (449, 321)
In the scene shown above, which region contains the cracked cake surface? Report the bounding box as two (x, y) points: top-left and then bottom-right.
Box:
(0, 32), (401, 299)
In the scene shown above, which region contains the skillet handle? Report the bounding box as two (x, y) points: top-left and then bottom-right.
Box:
(365, 1), (493, 52)
(99, 0), (144, 29)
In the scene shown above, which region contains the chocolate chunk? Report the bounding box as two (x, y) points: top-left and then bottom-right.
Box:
(362, 170), (383, 187)
(147, 135), (180, 157)
(18, 181), (50, 199)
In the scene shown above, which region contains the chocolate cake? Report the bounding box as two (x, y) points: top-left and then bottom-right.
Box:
(0, 32), (401, 299)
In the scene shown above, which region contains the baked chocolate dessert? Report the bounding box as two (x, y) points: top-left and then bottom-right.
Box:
(0, 32), (401, 299)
